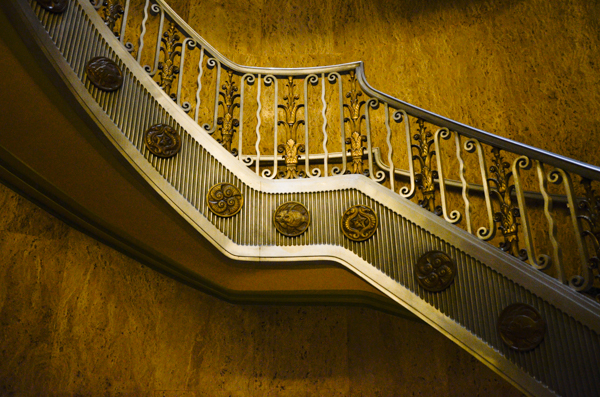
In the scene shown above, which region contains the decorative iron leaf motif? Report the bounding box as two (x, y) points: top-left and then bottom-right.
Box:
(344, 71), (367, 175)
(158, 22), (181, 99)
(85, 56), (123, 92)
(217, 70), (239, 154)
(273, 201), (310, 237)
(340, 205), (378, 242)
(100, 0), (123, 36)
(578, 178), (600, 301)
(497, 303), (546, 352)
(207, 183), (243, 218)
(144, 124), (182, 158)
(277, 77), (305, 179)
(413, 119), (441, 215)
(414, 251), (456, 292)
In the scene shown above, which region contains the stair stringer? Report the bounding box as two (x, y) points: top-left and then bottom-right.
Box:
(6, 0), (600, 396)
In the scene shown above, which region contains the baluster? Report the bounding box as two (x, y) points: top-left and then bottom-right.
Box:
(276, 76), (305, 179)
(136, 0), (151, 63)
(142, 4), (164, 76)
(303, 74), (321, 177)
(216, 70), (239, 154)
(176, 38), (196, 113)
(157, 22), (181, 99)
(393, 110), (416, 199)
(263, 75), (278, 179)
(254, 74), (262, 175)
(328, 72), (345, 176)
(413, 119), (440, 214)
(433, 128), (461, 224)
(548, 170), (592, 290)
(364, 98), (384, 182)
(119, 0), (134, 52)
(384, 103), (394, 192)
(464, 139), (495, 240)
(512, 156), (551, 269)
(455, 133), (471, 233)
(203, 58), (222, 134)
(319, 73), (329, 177)
(193, 47), (205, 123)
(344, 71), (366, 175)
(238, 74), (256, 166)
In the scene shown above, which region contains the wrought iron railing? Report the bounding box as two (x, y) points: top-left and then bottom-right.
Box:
(90, 0), (600, 301)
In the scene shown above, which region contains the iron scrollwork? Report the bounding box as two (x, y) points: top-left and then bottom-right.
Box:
(277, 77), (305, 179)
(578, 178), (600, 301)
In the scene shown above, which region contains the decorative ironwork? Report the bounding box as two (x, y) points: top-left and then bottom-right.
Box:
(157, 22), (182, 99)
(273, 201), (310, 237)
(578, 178), (600, 301)
(207, 183), (243, 218)
(498, 303), (546, 352)
(344, 71), (367, 175)
(341, 205), (378, 242)
(413, 119), (441, 214)
(414, 251), (456, 292)
(85, 56), (123, 92)
(144, 124), (182, 158)
(277, 77), (305, 179)
(36, 0), (68, 13)
(100, 0), (123, 36)
(489, 148), (524, 259)
(217, 70), (239, 153)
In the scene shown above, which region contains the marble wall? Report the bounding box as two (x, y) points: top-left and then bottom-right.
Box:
(0, 183), (522, 394)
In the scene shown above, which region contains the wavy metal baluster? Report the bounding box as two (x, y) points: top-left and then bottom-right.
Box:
(365, 98), (384, 182)
(384, 103), (394, 192)
(254, 74), (262, 175)
(176, 38), (196, 113)
(455, 133), (471, 233)
(303, 74), (321, 177)
(513, 156), (551, 269)
(136, 0), (151, 63)
(548, 169), (592, 290)
(142, 3), (164, 76)
(238, 73), (255, 166)
(318, 73), (329, 177)
(464, 139), (495, 240)
(536, 162), (564, 281)
(193, 47), (204, 123)
(119, 0), (134, 52)
(328, 72), (345, 176)
(434, 128), (461, 224)
(393, 110), (416, 199)
(263, 75), (278, 179)
(203, 58), (221, 134)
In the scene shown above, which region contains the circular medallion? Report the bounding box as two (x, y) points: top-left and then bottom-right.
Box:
(144, 124), (182, 158)
(414, 251), (456, 292)
(273, 201), (310, 237)
(498, 303), (546, 352)
(340, 205), (378, 242)
(207, 183), (243, 217)
(86, 57), (123, 92)
(36, 0), (68, 13)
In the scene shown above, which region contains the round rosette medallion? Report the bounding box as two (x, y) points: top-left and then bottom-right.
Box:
(340, 205), (378, 242)
(414, 251), (456, 292)
(207, 183), (243, 218)
(273, 201), (310, 237)
(144, 124), (182, 158)
(85, 57), (123, 92)
(498, 303), (546, 352)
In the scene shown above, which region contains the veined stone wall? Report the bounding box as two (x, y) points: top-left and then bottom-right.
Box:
(0, 183), (521, 395)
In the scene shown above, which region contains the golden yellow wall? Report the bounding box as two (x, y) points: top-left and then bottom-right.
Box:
(0, 183), (521, 394)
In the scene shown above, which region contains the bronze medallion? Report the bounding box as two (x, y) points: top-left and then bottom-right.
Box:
(36, 0), (68, 13)
(86, 57), (123, 92)
(273, 201), (310, 237)
(207, 183), (243, 218)
(144, 124), (182, 158)
(498, 303), (546, 352)
(340, 205), (378, 242)
(414, 251), (456, 292)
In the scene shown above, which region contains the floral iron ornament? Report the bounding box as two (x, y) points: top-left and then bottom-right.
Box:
(341, 205), (378, 242)
(344, 71), (367, 175)
(217, 70), (240, 154)
(100, 0), (124, 36)
(277, 77), (305, 179)
(578, 178), (600, 301)
(158, 22), (182, 99)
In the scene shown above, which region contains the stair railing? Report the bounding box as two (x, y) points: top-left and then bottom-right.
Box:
(93, 0), (600, 301)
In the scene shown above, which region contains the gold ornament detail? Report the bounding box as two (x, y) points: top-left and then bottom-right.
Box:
(497, 303), (546, 352)
(578, 178), (600, 302)
(413, 119), (441, 215)
(144, 124), (182, 158)
(341, 205), (378, 242)
(344, 71), (367, 175)
(489, 148), (524, 259)
(100, 0), (124, 36)
(277, 77), (305, 179)
(207, 183), (243, 218)
(36, 0), (68, 13)
(273, 201), (310, 237)
(85, 57), (123, 92)
(217, 70), (239, 153)
(414, 251), (456, 292)
(158, 22), (181, 99)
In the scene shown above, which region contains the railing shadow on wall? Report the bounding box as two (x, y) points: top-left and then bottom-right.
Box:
(88, 0), (600, 302)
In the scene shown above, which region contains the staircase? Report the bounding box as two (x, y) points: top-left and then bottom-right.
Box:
(3, 0), (600, 395)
